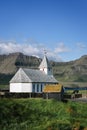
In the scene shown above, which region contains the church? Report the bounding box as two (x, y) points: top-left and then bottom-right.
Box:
(10, 54), (58, 93)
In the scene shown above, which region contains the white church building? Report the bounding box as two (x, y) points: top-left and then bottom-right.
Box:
(10, 55), (58, 93)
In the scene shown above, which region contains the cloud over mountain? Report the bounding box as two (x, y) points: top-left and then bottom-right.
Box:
(54, 42), (69, 53)
(0, 41), (70, 61)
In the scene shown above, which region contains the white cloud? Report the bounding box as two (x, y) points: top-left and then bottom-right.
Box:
(0, 41), (39, 55)
(54, 42), (69, 53)
(0, 41), (69, 61)
(77, 42), (87, 50)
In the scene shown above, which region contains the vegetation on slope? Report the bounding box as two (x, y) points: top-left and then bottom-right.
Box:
(0, 53), (87, 87)
(0, 98), (87, 130)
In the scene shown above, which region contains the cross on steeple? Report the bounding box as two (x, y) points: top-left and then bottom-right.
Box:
(43, 49), (47, 56)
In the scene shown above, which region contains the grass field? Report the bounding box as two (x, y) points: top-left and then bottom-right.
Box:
(59, 81), (87, 87)
(0, 98), (87, 130)
(0, 84), (9, 89)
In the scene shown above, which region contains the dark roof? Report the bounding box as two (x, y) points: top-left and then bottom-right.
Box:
(10, 68), (58, 83)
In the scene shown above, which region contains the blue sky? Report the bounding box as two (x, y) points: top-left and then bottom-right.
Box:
(0, 0), (87, 61)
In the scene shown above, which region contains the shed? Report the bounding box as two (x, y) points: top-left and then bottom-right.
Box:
(43, 84), (64, 100)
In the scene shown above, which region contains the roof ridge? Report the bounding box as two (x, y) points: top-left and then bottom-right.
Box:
(21, 68), (32, 82)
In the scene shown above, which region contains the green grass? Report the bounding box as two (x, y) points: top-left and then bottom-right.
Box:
(59, 81), (87, 87)
(0, 98), (87, 130)
(0, 84), (9, 89)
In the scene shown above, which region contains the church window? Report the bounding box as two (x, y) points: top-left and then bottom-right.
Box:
(48, 68), (50, 71)
(41, 84), (43, 92)
(37, 84), (39, 92)
(33, 84), (35, 92)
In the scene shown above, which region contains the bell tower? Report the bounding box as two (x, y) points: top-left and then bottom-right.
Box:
(39, 52), (53, 76)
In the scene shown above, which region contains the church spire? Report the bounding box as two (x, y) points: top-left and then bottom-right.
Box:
(39, 53), (52, 75)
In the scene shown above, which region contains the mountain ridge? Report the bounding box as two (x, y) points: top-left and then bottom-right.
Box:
(0, 52), (87, 85)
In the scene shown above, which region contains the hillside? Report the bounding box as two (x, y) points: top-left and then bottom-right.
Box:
(53, 55), (87, 82)
(0, 53), (41, 85)
(0, 52), (87, 86)
(0, 52), (41, 74)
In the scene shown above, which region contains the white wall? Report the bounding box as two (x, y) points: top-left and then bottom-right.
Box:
(21, 83), (32, 92)
(10, 83), (32, 93)
(10, 82), (52, 93)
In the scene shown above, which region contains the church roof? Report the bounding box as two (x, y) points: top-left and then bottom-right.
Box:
(39, 55), (51, 68)
(10, 68), (58, 83)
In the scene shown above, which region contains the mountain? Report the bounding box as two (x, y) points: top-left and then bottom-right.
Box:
(0, 52), (87, 86)
(0, 52), (41, 85)
(0, 52), (41, 74)
(53, 55), (87, 82)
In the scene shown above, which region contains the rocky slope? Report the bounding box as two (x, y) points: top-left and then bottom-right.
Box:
(53, 55), (87, 82)
(0, 52), (87, 85)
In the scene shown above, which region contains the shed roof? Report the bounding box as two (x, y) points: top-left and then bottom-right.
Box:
(10, 68), (58, 83)
(43, 84), (63, 93)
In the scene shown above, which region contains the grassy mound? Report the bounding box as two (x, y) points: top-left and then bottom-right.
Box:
(0, 98), (87, 130)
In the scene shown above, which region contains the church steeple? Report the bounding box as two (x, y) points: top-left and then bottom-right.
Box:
(39, 54), (53, 75)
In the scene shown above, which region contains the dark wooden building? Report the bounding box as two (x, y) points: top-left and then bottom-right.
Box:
(43, 84), (64, 101)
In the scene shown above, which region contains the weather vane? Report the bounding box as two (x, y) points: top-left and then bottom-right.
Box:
(43, 49), (47, 55)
